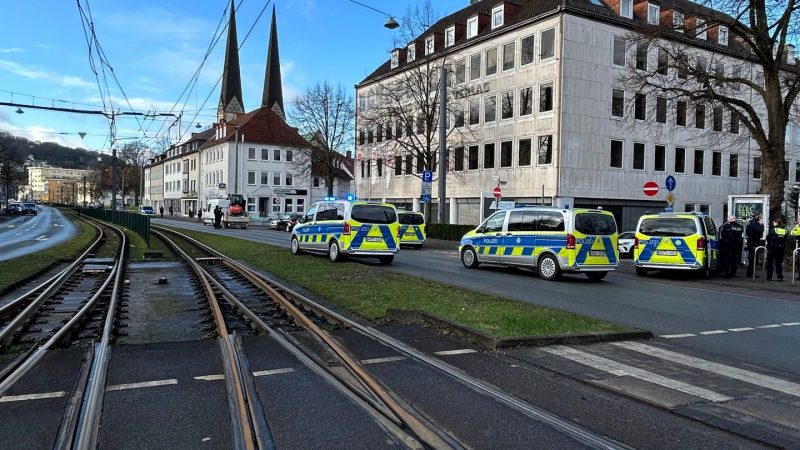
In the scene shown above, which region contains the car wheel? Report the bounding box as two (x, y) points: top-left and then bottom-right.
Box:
(291, 236), (302, 255)
(378, 255), (394, 265)
(586, 271), (607, 281)
(635, 267), (648, 276)
(461, 247), (480, 269)
(329, 240), (343, 262)
(538, 254), (562, 281)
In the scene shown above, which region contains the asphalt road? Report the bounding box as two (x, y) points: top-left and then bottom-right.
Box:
(0, 206), (77, 261)
(152, 218), (800, 376)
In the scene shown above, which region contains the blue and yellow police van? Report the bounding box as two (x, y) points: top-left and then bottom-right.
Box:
(290, 199), (400, 264)
(633, 212), (719, 277)
(397, 211), (426, 249)
(458, 207), (619, 281)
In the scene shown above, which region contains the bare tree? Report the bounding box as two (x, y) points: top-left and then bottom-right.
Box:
(119, 140), (153, 206)
(0, 142), (25, 208)
(289, 82), (355, 196)
(618, 0), (800, 218)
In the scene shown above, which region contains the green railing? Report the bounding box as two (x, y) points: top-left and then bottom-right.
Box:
(79, 208), (150, 245)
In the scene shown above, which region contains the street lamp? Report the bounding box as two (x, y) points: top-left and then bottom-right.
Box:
(346, 0), (400, 29)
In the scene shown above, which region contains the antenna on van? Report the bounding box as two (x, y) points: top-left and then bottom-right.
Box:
(597, 206), (603, 210)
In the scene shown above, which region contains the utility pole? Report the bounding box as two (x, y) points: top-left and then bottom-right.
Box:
(111, 147), (118, 211)
(83, 176), (87, 207)
(438, 65), (447, 224)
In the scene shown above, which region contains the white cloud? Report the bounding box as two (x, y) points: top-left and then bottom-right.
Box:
(0, 119), (87, 149)
(0, 48), (24, 54)
(0, 60), (94, 90)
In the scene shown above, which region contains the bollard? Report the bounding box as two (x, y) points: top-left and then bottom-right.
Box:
(752, 246), (767, 281)
(793, 247), (800, 286)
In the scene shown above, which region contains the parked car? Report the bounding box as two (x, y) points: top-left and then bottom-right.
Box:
(617, 231), (636, 257)
(22, 203), (37, 215)
(266, 214), (282, 229)
(276, 213), (302, 231)
(138, 205), (155, 215)
(5, 203), (21, 214)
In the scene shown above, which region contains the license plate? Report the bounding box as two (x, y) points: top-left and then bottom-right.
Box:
(657, 250), (677, 256)
(366, 237), (383, 243)
(589, 250), (605, 257)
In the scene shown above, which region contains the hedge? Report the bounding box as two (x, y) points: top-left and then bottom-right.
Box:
(426, 223), (476, 241)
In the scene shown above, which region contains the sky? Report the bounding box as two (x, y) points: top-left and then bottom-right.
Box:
(0, 0), (466, 155)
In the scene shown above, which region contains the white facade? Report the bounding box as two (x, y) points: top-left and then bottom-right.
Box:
(27, 166), (93, 201)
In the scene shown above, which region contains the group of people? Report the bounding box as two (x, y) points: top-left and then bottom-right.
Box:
(719, 213), (795, 281)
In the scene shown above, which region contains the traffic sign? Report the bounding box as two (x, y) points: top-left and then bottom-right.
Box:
(665, 192), (675, 205)
(493, 186), (502, 200)
(665, 206), (673, 212)
(422, 170), (433, 183)
(421, 183), (432, 196)
(421, 194), (431, 203)
(665, 175), (676, 192)
(643, 181), (659, 196)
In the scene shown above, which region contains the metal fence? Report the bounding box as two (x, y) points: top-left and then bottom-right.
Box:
(78, 208), (149, 245)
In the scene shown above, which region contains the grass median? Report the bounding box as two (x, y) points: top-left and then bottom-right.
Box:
(164, 226), (630, 337)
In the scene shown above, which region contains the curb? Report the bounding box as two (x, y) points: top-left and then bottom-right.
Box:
(385, 308), (653, 350)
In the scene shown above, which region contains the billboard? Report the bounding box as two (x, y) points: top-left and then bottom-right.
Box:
(728, 194), (769, 239)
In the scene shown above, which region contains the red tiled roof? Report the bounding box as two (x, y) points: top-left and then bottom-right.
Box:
(197, 106), (312, 151)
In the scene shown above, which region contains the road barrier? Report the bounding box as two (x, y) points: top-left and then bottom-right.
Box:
(78, 208), (149, 245)
(793, 246), (800, 286)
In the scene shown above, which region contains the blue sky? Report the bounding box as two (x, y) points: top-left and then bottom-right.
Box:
(0, 0), (464, 154)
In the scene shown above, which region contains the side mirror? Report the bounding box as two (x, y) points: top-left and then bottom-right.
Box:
(297, 217), (305, 224)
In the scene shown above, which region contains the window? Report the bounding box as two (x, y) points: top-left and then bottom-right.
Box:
(633, 142), (645, 170)
(797, 162), (800, 182)
(635, 93), (646, 120)
(539, 83), (553, 112)
(519, 138), (532, 166)
(467, 145), (478, 170)
(718, 25), (728, 45)
(261, 172), (269, 185)
(501, 91), (514, 119)
(657, 49), (668, 75)
(467, 16), (478, 38)
(391, 50), (399, 69)
(470, 53), (481, 80)
(445, 26), (455, 47)
(395, 120), (403, 138)
(621, 0), (632, 18)
(454, 146), (464, 171)
(376, 159), (382, 177)
(520, 87), (533, 116)
(454, 104), (465, 127)
(712, 151), (722, 175)
(713, 107), (723, 131)
(539, 211), (566, 232)
(697, 18), (707, 39)
(538, 135), (553, 165)
(753, 157), (761, 179)
(695, 104), (705, 129)
(731, 112), (739, 134)
(274, 149), (281, 161)
(675, 147), (686, 173)
(673, 11), (684, 31)
(455, 59), (466, 84)
(405, 154), (413, 174)
(730, 154), (739, 177)
(786, 160), (791, 181)
(694, 149), (704, 174)
(284, 198), (294, 214)
(483, 212), (506, 233)
(648, 4), (660, 25)
(656, 97), (667, 123)
(684, 203), (696, 213)
(541, 29), (555, 59)
(417, 115), (425, 134)
(492, 5), (504, 28)
(367, 128), (374, 143)
(485, 95), (496, 122)
(654, 145), (666, 171)
(296, 199), (305, 214)
(500, 141), (513, 167)
(696, 56), (707, 82)
(521, 35), (535, 66)
(407, 43), (416, 62)
(376, 125), (383, 142)
(313, 176), (320, 187)
(385, 121), (392, 140)
(612, 89), (624, 117)
(677, 53), (688, 78)
(731, 66), (741, 90)
(248, 148), (256, 160)
(260, 148), (269, 161)
(484, 143), (495, 168)
(507, 211), (538, 232)
(247, 171), (256, 185)
(503, 42), (515, 71)
(715, 62), (724, 86)
(486, 48), (498, 75)
(676, 101), (687, 126)
(610, 140), (623, 168)
(358, 130), (365, 145)
(273, 173), (281, 185)
(469, 99), (480, 125)
(416, 154), (423, 174)
(636, 42), (648, 70)
(613, 36), (625, 66)
(394, 156), (402, 175)
(425, 35), (435, 55)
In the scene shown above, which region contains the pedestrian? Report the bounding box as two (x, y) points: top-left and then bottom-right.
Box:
(159, 206), (164, 218)
(718, 215), (744, 277)
(197, 208), (203, 223)
(169, 206), (174, 216)
(214, 206), (223, 229)
(746, 214), (764, 277)
(766, 217), (788, 281)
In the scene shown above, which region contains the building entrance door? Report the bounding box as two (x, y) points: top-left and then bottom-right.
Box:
(258, 197), (269, 217)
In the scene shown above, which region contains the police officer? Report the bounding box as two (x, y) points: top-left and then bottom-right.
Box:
(719, 215), (744, 277)
(746, 214), (765, 277)
(766, 217), (788, 281)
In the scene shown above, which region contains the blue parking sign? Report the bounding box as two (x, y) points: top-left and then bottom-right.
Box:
(422, 170), (433, 183)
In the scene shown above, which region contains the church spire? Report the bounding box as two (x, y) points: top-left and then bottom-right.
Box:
(217, 0), (244, 123)
(262, 5), (284, 118)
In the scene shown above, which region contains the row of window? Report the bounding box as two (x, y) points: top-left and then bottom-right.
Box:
(246, 171), (294, 187)
(752, 157), (800, 182)
(612, 89), (740, 133)
(622, 0), (728, 46)
(205, 170), (223, 187)
(245, 196), (305, 214)
(610, 140), (740, 177)
(246, 147), (293, 162)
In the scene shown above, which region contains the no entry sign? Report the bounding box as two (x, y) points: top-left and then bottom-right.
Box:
(643, 181), (659, 196)
(493, 186), (502, 200)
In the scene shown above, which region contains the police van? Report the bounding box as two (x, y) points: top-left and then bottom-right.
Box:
(290, 200), (400, 264)
(633, 212), (719, 277)
(397, 211), (426, 249)
(459, 207), (619, 281)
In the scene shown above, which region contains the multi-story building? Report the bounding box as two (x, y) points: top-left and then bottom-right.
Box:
(27, 166), (93, 202)
(355, 0), (794, 229)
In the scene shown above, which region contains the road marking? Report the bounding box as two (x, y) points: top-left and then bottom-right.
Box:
(660, 333), (696, 339)
(435, 349), (478, 356)
(728, 327), (755, 332)
(756, 324), (782, 329)
(253, 368), (294, 377)
(194, 374), (225, 381)
(613, 342), (800, 398)
(0, 391), (66, 403)
(35, 235), (48, 241)
(783, 322), (800, 326)
(660, 322), (795, 339)
(542, 345), (732, 402)
(106, 379), (178, 392)
(362, 356), (406, 365)
(699, 330), (728, 335)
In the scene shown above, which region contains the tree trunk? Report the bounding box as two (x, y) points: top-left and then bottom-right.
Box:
(326, 175), (335, 197)
(761, 144), (787, 220)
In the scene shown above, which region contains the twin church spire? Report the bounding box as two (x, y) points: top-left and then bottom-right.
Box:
(217, 2), (284, 123)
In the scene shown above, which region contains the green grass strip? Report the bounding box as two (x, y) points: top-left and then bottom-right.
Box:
(0, 215), (97, 292)
(164, 226), (630, 337)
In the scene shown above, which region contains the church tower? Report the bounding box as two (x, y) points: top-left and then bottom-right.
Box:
(217, 0), (244, 123)
(262, 6), (285, 119)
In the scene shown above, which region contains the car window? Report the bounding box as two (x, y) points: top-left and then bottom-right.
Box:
(304, 205), (318, 223)
(507, 211), (537, 232)
(619, 232), (635, 240)
(639, 218), (697, 237)
(316, 203), (345, 221)
(483, 212), (506, 233)
(538, 211), (565, 232)
(575, 212), (616, 235)
(351, 205), (397, 224)
(398, 213), (425, 225)
(703, 217), (718, 239)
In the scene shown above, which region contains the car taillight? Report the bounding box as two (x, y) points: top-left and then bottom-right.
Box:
(566, 234), (576, 249)
(697, 237), (706, 251)
(634, 237), (639, 249)
(343, 223), (351, 235)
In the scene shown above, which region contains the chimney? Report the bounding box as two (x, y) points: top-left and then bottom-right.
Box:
(787, 44), (796, 64)
(346, 151), (353, 159)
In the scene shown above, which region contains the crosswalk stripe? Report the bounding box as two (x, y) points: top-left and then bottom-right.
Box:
(542, 345), (732, 402)
(613, 342), (800, 398)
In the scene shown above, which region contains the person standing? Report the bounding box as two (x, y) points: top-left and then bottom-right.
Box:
(159, 205), (164, 218)
(197, 208), (203, 223)
(766, 217), (788, 281)
(746, 214), (764, 277)
(718, 215), (744, 277)
(214, 206), (223, 229)
(169, 205), (174, 216)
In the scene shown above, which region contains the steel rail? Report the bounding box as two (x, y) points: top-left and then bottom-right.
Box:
(151, 229), (263, 450)
(154, 226), (633, 450)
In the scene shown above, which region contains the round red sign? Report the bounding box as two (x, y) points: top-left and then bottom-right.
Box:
(493, 186), (502, 200)
(643, 181), (659, 196)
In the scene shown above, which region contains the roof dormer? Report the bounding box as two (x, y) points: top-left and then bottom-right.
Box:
(647, 2), (660, 25)
(466, 13), (491, 39)
(407, 41), (421, 62)
(491, 2), (521, 30)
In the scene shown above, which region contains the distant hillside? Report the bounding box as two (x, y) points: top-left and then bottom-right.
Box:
(0, 132), (106, 168)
